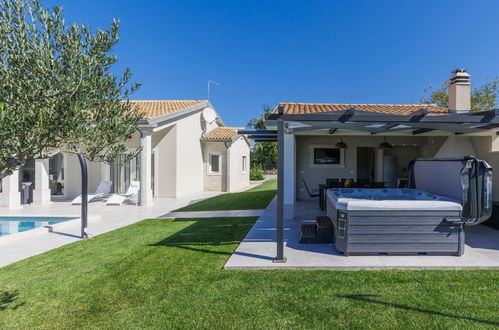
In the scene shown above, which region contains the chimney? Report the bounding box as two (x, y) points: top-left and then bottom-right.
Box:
(448, 68), (471, 113)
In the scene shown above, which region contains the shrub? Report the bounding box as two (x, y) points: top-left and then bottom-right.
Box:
(250, 164), (265, 181)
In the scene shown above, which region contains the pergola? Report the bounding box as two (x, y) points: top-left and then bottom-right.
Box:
(240, 107), (499, 262)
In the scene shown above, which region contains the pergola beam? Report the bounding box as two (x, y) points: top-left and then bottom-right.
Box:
(413, 128), (435, 135)
(267, 109), (499, 124)
(253, 138), (277, 142)
(238, 129), (277, 135)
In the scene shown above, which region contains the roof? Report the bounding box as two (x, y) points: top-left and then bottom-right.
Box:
(128, 100), (208, 119)
(275, 103), (448, 116)
(203, 127), (240, 141)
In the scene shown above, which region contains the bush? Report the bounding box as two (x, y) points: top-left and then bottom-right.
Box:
(250, 164), (265, 181)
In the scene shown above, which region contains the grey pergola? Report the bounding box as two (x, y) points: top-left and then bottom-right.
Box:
(240, 107), (499, 262)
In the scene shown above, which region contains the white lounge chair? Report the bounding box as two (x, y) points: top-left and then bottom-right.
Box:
(70, 181), (112, 205)
(105, 181), (140, 206)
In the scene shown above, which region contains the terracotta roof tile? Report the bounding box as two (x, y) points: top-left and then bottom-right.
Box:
(126, 100), (208, 119)
(203, 127), (240, 140)
(275, 103), (448, 116)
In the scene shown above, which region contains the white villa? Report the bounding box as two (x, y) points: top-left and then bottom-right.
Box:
(0, 100), (251, 209)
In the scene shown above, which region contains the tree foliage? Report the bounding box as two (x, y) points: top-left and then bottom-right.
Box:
(247, 104), (277, 171)
(0, 0), (142, 177)
(420, 78), (499, 112)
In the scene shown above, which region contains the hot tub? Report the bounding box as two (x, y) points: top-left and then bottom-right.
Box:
(326, 188), (465, 256)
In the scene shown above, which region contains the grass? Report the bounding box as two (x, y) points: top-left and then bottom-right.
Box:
(173, 179), (277, 212)
(0, 215), (498, 328)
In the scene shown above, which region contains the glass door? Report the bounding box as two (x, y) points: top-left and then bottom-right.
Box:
(110, 154), (140, 194)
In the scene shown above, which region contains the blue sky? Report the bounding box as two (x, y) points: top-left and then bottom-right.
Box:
(48, 0), (499, 126)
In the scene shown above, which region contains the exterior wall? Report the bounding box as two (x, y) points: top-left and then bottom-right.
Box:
(175, 111), (205, 196)
(434, 136), (476, 158)
(203, 142), (227, 191)
(295, 135), (429, 200)
(153, 125), (177, 197)
(63, 154), (104, 199)
(59, 108), (226, 200)
(420, 136), (447, 158)
(227, 137), (250, 192)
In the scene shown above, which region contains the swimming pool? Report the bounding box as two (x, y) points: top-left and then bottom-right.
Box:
(0, 217), (76, 237)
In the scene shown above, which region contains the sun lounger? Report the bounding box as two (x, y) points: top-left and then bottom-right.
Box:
(70, 181), (112, 205)
(105, 181), (140, 206)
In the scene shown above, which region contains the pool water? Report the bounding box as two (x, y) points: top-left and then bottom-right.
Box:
(0, 217), (76, 237)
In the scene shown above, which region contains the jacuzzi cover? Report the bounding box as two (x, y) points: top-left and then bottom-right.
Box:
(408, 157), (493, 225)
(326, 188), (462, 211)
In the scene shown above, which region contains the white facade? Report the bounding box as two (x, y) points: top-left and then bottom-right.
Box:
(0, 101), (251, 208)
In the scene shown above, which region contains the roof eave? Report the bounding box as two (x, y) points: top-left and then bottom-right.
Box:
(140, 101), (210, 128)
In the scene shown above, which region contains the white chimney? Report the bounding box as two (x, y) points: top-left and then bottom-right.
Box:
(448, 68), (471, 113)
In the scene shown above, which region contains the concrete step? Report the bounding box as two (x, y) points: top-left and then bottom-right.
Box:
(299, 224), (317, 243)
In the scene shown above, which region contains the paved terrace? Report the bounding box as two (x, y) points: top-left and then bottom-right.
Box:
(225, 198), (499, 270)
(0, 191), (221, 268)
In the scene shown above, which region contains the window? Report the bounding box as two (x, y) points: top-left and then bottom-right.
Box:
(242, 155), (247, 173)
(209, 154), (221, 174)
(309, 145), (345, 168)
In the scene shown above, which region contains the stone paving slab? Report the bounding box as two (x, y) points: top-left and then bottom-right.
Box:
(224, 198), (499, 270)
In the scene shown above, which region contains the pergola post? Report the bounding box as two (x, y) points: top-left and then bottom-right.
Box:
(274, 119), (286, 263)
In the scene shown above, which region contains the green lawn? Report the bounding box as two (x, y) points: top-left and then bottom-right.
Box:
(173, 179), (277, 212)
(0, 215), (498, 328)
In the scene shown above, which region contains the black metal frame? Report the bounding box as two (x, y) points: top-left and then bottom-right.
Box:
(77, 154), (88, 238)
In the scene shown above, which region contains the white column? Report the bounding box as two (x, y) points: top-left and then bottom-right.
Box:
(283, 133), (295, 220)
(140, 130), (153, 206)
(33, 159), (52, 205)
(374, 149), (384, 182)
(0, 170), (21, 209)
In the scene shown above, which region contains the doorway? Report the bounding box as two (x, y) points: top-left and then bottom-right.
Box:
(356, 147), (376, 182)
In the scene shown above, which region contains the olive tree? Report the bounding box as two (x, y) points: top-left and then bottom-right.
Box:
(247, 105), (277, 173)
(0, 0), (143, 236)
(0, 0), (142, 176)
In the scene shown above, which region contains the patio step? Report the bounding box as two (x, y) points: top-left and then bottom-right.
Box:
(299, 216), (334, 244)
(315, 216), (334, 243)
(299, 224), (317, 243)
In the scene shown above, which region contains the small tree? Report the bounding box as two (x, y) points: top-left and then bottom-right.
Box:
(420, 78), (499, 112)
(0, 0), (142, 174)
(247, 105), (277, 172)
(0, 0), (143, 236)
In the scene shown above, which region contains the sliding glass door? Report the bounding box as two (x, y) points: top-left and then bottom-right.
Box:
(110, 155), (140, 194)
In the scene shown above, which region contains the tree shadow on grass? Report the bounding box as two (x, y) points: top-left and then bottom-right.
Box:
(0, 290), (25, 311)
(337, 294), (499, 326)
(149, 218), (253, 256)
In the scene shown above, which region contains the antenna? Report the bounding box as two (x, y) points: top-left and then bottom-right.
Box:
(207, 80), (221, 101)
